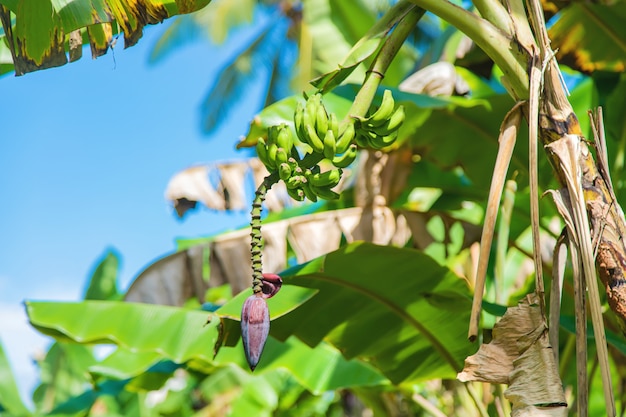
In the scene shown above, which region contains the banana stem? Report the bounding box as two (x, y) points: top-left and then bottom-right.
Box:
(250, 173), (279, 293)
(346, 5), (425, 121)
(472, 0), (513, 35)
(408, 0), (529, 100)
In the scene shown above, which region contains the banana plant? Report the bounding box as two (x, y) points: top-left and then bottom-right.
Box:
(8, 0), (626, 415)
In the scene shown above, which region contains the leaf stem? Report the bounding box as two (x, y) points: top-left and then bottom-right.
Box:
(347, 5), (426, 120)
(472, 0), (513, 35)
(408, 0), (529, 99)
(250, 173), (279, 293)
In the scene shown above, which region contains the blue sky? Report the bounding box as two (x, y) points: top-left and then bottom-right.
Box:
(0, 20), (261, 402)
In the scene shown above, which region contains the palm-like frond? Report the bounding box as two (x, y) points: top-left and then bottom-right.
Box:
(148, 0), (257, 64)
(200, 11), (294, 134)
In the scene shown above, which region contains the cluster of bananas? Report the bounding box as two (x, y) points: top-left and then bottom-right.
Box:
(256, 91), (405, 202)
(353, 89), (405, 149)
(256, 123), (347, 202)
(294, 93), (358, 168)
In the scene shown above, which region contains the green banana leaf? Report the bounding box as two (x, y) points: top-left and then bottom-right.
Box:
(309, 0), (416, 93)
(237, 93), (354, 148)
(83, 249), (121, 301)
(26, 242), (475, 394)
(32, 341), (97, 413)
(0, 0), (212, 75)
(218, 241), (475, 386)
(0, 339), (30, 416)
(549, 2), (626, 73)
(25, 295), (388, 397)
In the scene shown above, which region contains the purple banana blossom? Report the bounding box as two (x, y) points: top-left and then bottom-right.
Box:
(261, 273), (282, 298)
(241, 274), (282, 370)
(241, 295), (269, 370)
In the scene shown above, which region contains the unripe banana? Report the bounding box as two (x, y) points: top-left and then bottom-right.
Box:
(370, 105), (405, 137)
(276, 124), (294, 152)
(287, 157), (300, 174)
(366, 89), (395, 127)
(286, 175), (305, 189)
(329, 112), (339, 139)
(286, 187), (305, 202)
(310, 184), (340, 200)
(308, 168), (342, 188)
(256, 137), (272, 170)
(278, 162), (292, 181)
(267, 125), (279, 144)
(335, 122), (355, 154)
(354, 131), (371, 148)
(332, 144), (358, 168)
(267, 142), (279, 169)
(305, 94), (320, 128)
(294, 102), (306, 142)
(301, 181), (318, 202)
(275, 147), (288, 165)
(369, 131), (398, 149)
(304, 123), (325, 153)
(315, 103), (329, 137)
(379, 131), (399, 146)
(322, 130), (336, 160)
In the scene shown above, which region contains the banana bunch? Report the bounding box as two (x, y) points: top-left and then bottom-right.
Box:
(284, 166), (343, 202)
(294, 93), (359, 169)
(256, 123), (295, 172)
(256, 93), (365, 202)
(354, 89), (405, 150)
(256, 122), (347, 202)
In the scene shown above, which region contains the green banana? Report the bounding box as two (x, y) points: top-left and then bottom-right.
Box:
(268, 142), (279, 170)
(276, 124), (293, 152)
(278, 162), (292, 181)
(369, 131), (398, 149)
(335, 121), (355, 154)
(331, 144), (358, 168)
(286, 187), (305, 202)
(308, 168), (342, 188)
(275, 147), (289, 165)
(301, 181), (318, 202)
(315, 102), (329, 137)
(286, 175), (305, 190)
(294, 102), (306, 142)
(256, 137), (272, 170)
(369, 105), (405, 137)
(354, 131), (371, 148)
(304, 123), (325, 153)
(329, 112), (339, 139)
(305, 94), (320, 130)
(366, 89), (395, 127)
(322, 130), (336, 160)
(310, 184), (340, 200)
(267, 125), (279, 144)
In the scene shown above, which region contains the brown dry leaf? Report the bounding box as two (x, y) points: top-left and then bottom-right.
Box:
(399, 62), (469, 96)
(458, 293), (566, 416)
(126, 207), (482, 304)
(124, 245), (209, 305)
(217, 162), (250, 210)
(350, 199), (397, 244)
(248, 158), (286, 213)
(165, 165), (226, 215)
(165, 159), (299, 218)
(211, 232), (256, 295)
(288, 212), (345, 263)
